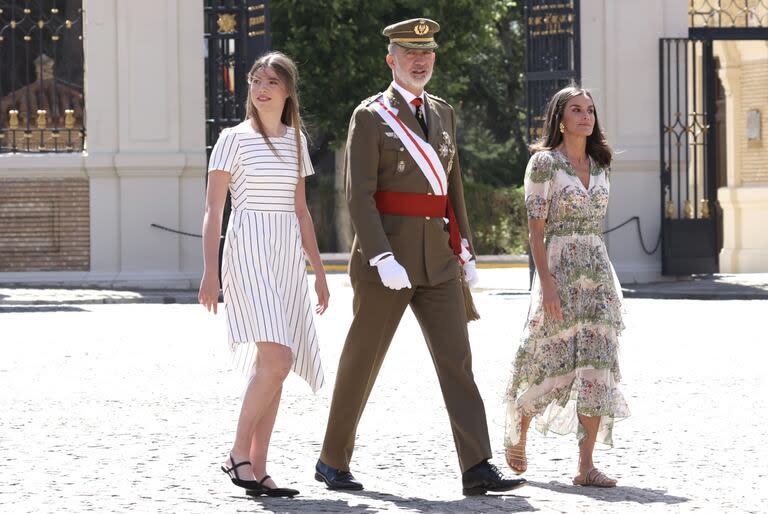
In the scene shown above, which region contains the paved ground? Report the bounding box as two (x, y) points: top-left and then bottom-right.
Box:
(2, 268), (768, 306)
(1, 271), (766, 513)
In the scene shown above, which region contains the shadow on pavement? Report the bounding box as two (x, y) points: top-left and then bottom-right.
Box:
(0, 305), (89, 313)
(352, 490), (535, 513)
(244, 496), (381, 513)
(527, 480), (689, 505)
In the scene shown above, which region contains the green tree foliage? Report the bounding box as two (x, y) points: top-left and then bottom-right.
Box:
(270, 0), (530, 252)
(271, 0), (527, 183)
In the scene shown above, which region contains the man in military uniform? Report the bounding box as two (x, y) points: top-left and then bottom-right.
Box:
(314, 18), (526, 496)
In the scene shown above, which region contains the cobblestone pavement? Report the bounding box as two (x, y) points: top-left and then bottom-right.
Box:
(1, 272), (766, 513)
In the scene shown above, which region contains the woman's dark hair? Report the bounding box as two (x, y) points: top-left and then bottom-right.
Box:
(529, 85), (613, 167)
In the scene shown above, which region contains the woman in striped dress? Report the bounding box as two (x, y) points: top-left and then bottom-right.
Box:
(198, 52), (328, 497)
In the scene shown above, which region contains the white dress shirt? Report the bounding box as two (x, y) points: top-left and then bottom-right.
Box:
(390, 81), (427, 130)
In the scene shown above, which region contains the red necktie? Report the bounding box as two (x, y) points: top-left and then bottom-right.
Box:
(411, 98), (428, 138)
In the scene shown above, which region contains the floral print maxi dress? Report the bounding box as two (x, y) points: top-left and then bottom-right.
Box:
(505, 149), (630, 448)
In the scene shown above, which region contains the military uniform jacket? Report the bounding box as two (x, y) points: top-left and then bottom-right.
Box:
(345, 84), (474, 287)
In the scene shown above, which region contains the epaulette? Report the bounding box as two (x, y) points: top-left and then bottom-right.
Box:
(361, 92), (383, 107)
(426, 92), (450, 105)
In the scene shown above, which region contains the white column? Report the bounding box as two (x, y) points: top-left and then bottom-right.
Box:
(83, 0), (205, 287)
(580, 0), (687, 283)
(178, 0), (207, 278)
(83, 0), (121, 281)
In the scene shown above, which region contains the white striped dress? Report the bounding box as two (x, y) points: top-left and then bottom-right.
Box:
(208, 121), (324, 393)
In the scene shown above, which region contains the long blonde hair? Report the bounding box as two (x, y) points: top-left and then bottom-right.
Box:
(245, 52), (306, 175)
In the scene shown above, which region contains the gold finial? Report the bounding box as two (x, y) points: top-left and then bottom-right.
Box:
(51, 8), (60, 14)
(217, 14), (236, 33)
(23, 8), (31, 14)
(684, 199), (694, 219)
(665, 199), (675, 219)
(9, 109), (19, 130)
(700, 198), (710, 219)
(10, 20), (16, 29)
(36, 109), (47, 129)
(64, 109), (75, 129)
(38, 20), (44, 29)
(65, 20), (73, 28)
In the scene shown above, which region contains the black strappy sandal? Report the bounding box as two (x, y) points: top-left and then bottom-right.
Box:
(220, 455), (266, 491)
(245, 475), (299, 498)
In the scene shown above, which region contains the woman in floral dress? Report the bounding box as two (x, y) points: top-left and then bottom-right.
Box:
(504, 86), (629, 487)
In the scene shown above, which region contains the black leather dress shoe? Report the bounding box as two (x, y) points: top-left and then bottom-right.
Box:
(461, 460), (527, 496)
(314, 459), (364, 490)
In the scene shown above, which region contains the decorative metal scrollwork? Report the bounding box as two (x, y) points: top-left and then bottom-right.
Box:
(0, 1), (85, 153)
(689, 0), (768, 28)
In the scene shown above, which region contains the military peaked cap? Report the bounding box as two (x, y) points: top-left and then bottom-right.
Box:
(382, 18), (440, 50)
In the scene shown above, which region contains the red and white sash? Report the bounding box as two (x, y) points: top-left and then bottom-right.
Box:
(371, 95), (472, 263)
(371, 95), (447, 196)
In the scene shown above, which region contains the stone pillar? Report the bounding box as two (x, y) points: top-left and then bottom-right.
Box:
(580, 0), (687, 282)
(86, 0), (206, 287)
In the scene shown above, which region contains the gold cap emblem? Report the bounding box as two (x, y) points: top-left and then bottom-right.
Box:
(382, 18), (440, 50)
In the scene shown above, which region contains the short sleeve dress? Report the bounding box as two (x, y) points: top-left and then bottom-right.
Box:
(504, 149), (629, 447)
(208, 121), (324, 393)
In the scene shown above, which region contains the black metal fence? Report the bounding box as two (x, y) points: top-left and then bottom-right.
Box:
(0, 0), (84, 153)
(203, 0), (270, 275)
(524, 0), (580, 143)
(204, 0), (270, 157)
(658, 38), (719, 274)
(689, 0), (768, 29)
(657, 3), (768, 274)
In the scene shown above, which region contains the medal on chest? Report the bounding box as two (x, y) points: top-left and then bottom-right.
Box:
(440, 130), (455, 173)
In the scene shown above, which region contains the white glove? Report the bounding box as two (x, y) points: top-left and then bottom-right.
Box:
(463, 260), (479, 288)
(375, 256), (412, 290)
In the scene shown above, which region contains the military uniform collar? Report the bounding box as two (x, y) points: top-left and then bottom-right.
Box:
(390, 81), (426, 109)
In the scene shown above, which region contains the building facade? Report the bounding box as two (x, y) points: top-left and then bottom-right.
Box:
(1, 0), (206, 287)
(2, 0), (765, 287)
(578, 0), (767, 280)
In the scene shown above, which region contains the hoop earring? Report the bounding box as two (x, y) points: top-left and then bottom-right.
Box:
(559, 122), (565, 134)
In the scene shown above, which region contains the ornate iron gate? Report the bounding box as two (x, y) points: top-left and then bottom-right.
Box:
(523, 0), (580, 142)
(659, 1), (768, 275)
(523, 0), (580, 284)
(658, 38), (719, 274)
(0, 0), (85, 153)
(203, 0), (270, 274)
(204, 0), (270, 154)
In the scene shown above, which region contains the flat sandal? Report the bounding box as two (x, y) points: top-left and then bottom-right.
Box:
(572, 467), (617, 488)
(220, 455), (266, 491)
(246, 475), (299, 498)
(505, 445), (528, 475)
